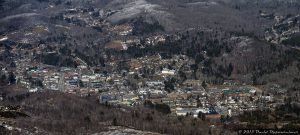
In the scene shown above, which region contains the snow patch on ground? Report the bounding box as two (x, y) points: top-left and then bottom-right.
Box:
(94, 126), (162, 135)
(185, 1), (217, 6)
(0, 13), (39, 21)
(106, 0), (174, 25)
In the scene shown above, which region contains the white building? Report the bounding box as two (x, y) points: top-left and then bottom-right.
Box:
(161, 68), (175, 75)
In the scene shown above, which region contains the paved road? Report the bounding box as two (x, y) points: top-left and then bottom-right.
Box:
(59, 73), (65, 91)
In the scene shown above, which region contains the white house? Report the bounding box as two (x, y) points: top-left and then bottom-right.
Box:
(161, 68), (175, 75)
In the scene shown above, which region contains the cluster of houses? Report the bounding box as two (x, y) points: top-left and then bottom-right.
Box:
(94, 71), (272, 121)
(99, 91), (140, 106)
(111, 24), (133, 36)
(11, 48), (286, 123)
(145, 35), (166, 46)
(96, 74), (284, 122)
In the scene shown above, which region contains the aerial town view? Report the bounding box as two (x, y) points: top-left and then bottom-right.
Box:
(0, 0), (300, 134)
